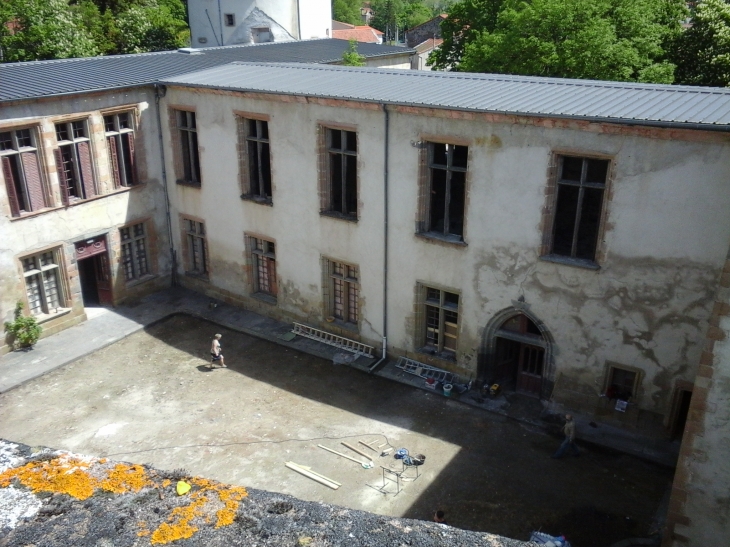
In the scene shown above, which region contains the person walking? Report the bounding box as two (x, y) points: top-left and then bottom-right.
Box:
(209, 333), (226, 369)
(552, 414), (579, 458)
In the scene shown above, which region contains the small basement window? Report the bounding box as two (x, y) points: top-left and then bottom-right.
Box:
(224, 14), (235, 27)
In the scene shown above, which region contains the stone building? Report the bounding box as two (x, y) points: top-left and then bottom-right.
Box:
(2, 58), (730, 545)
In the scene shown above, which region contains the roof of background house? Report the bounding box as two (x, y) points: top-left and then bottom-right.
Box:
(414, 38), (443, 54)
(332, 26), (384, 43)
(160, 62), (730, 129)
(332, 20), (355, 30)
(0, 39), (413, 103)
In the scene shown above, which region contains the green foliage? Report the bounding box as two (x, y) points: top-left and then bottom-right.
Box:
(431, 0), (685, 84)
(333, 0), (363, 25)
(4, 302), (42, 350)
(341, 39), (366, 66)
(1, 0), (189, 62)
(0, 0), (99, 62)
(369, 0), (444, 41)
(671, 0), (730, 86)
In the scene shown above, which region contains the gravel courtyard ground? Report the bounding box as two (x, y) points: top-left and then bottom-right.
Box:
(0, 314), (674, 546)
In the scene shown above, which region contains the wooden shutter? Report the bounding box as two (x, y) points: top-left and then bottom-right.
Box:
(76, 141), (96, 198)
(107, 136), (121, 188)
(127, 133), (139, 185)
(54, 149), (70, 206)
(21, 151), (45, 211)
(2, 156), (21, 216)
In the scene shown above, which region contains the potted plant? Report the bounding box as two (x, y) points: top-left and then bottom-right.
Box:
(4, 302), (42, 350)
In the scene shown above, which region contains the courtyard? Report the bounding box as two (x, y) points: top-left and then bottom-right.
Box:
(0, 314), (674, 546)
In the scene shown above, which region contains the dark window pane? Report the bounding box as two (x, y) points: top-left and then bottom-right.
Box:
(181, 132), (192, 181)
(17, 129), (32, 148)
(429, 168), (447, 232)
(444, 292), (459, 307)
(260, 120), (269, 140)
(526, 318), (541, 335)
(248, 140), (260, 193)
(345, 130), (357, 153)
(345, 154), (357, 215)
(552, 184), (580, 256)
(586, 159), (608, 184)
(247, 119), (257, 138)
(121, 135), (133, 185)
(452, 145), (468, 168)
(448, 171), (466, 236)
(72, 121), (85, 139)
(329, 129), (341, 150)
(191, 132), (200, 182)
(104, 116), (115, 132)
(561, 157), (583, 182)
(330, 153), (343, 212)
(261, 143), (272, 197)
(502, 316), (522, 332)
(432, 143), (447, 166)
(118, 113), (130, 129)
(426, 288), (440, 303)
(56, 124), (69, 141)
(0, 132), (12, 150)
(189, 112), (196, 129)
(575, 187), (603, 260)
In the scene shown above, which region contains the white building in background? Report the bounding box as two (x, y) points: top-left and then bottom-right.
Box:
(187, 0), (332, 47)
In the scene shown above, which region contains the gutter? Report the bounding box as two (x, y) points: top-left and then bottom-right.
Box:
(154, 84), (177, 287)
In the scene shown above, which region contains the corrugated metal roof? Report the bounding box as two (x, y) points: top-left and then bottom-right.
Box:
(160, 63), (730, 128)
(0, 40), (412, 103)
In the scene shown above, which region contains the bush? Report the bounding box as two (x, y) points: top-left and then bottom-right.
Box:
(4, 302), (42, 350)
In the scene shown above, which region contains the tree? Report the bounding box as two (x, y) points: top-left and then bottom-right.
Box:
(0, 0), (99, 62)
(428, 0), (505, 70)
(333, 0), (363, 25)
(672, 0), (730, 86)
(341, 39), (366, 66)
(432, 0), (685, 84)
(115, 0), (188, 54)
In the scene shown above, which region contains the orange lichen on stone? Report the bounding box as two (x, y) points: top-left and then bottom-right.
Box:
(0, 457), (99, 500)
(150, 496), (208, 544)
(101, 463), (151, 494)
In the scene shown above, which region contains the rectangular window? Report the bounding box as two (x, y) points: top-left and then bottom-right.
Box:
(324, 128), (358, 219)
(184, 218), (207, 275)
(424, 142), (467, 239)
(239, 118), (272, 202)
(1, 128), (47, 217)
(54, 120), (96, 203)
(551, 156), (609, 262)
(224, 13), (235, 26)
(120, 222), (150, 281)
(327, 260), (359, 325)
(22, 250), (64, 315)
(175, 110), (201, 186)
(605, 366), (639, 401)
(104, 112), (138, 187)
(250, 237), (277, 297)
(422, 286), (459, 356)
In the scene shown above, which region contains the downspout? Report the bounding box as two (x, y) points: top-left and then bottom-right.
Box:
(216, 0), (224, 45)
(205, 9), (222, 46)
(154, 84), (177, 287)
(295, 0), (302, 39)
(369, 104), (390, 372)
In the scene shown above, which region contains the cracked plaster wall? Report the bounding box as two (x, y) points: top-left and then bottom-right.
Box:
(1, 89), (172, 352)
(161, 86), (730, 423)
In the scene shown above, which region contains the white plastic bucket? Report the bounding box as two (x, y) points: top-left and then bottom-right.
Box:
(443, 384), (453, 397)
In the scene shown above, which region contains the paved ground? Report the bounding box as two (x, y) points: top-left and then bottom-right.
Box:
(0, 314), (674, 546)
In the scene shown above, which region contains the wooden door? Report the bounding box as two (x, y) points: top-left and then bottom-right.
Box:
(516, 344), (544, 397)
(95, 253), (113, 305)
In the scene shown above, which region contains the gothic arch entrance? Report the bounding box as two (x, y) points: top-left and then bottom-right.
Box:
(479, 308), (554, 399)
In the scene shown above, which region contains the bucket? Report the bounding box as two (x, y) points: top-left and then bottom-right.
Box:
(443, 384), (453, 397)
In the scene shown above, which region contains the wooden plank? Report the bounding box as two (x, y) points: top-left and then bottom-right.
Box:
(286, 462), (342, 486)
(285, 462), (339, 489)
(359, 440), (379, 452)
(318, 444), (369, 466)
(342, 442), (376, 461)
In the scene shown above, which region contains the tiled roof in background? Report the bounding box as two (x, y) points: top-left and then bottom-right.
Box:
(161, 62), (730, 128)
(0, 39), (413, 102)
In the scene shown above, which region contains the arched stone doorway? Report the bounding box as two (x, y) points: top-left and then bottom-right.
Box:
(479, 307), (554, 399)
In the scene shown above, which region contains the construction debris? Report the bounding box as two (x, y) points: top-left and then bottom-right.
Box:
(285, 462), (340, 490)
(318, 445), (373, 469)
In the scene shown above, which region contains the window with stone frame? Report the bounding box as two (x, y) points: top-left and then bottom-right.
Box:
(184, 218), (208, 275)
(250, 237), (277, 297)
(419, 142), (468, 240)
(1, 127), (47, 217)
(54, 120), (97, 204)
(104, 112), (138, 187)
(22, 249), (65, 316)
(173, 110), (201, 186)
(605, 364), (640, 402)
(326, 259), (359, 325)
(320, 127), (358, 220)
(238, 117), (272, 203)
(550, 155), (609, 262)
(421, 286), (459, 357)
(120, 222), (150, 281)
